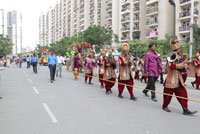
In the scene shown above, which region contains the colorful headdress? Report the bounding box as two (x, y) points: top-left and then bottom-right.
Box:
(195, 52), (199, 57)
(170, 39), (180, 51)
(122, 43), (130, 51)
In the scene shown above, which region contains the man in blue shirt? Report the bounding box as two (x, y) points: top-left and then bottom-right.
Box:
(48, 49), (58, 83)
(31, 53), (38, 74)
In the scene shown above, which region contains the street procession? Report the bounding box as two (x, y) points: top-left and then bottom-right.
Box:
(1, 0), (200, 134)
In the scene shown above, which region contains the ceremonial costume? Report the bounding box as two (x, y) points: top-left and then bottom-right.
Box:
(98, 49), (106, 88)
(84, 51), (94, 84)
(193, 53), (200, 89)
(162, 39), (197, 115)
(103, 49), (116, 94)
(118, 43), (137, 100)
(138, 57), (147, 83)
(181, 53), (189, 83)
(72, 53), (81, 80)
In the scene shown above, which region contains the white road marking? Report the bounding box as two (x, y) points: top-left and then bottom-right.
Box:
(28, 78), (32, 83)
(32, 86), (39, 95)
(42, 103), (58, 123)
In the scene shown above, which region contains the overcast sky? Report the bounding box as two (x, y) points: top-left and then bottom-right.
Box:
(0, 0), (57, 50)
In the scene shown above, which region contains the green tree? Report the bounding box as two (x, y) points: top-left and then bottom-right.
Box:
(0, 35), (13, 56)
(191, 24), (200, 52)
(82, 25), (119, 50)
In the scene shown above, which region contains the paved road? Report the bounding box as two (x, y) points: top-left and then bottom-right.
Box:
(0, 65), (200, 134)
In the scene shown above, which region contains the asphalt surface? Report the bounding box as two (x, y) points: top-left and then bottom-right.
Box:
(0, 64), (200, 134)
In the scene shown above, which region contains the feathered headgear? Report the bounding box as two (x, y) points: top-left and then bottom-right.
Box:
(122, 43), (130, 51)
(195, 52), (199, 57)
(170, 39), (180, 51)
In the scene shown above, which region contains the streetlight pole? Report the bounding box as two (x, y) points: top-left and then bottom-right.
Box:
(189, 0), (194, 60)
(169, 0), (176, 38)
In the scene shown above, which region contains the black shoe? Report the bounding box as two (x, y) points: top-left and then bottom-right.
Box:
(85, 81), (87, 84)
(130, 96), (137, 101)
(0, 97), (2, 99)
(140, 78), (142, 82)
(110, 90), (112, 94)
(56, 74), (58, 77)
(50, 80), (53, 83)
(151, 98), (157, 102)
(105, 92), (109, 95)
(101, 86), (104, 89)
(143, 90), (149, 97)
(160, 82), (163, 84)
(88, 83), (93, 85)
(59, 76), (61, 77)
(163, 107), (171, 112)
(183, 107), (197, 115)
(191, 82), (194, 88)
(118, 95), (124, 99)
(196, 88), (200, 90)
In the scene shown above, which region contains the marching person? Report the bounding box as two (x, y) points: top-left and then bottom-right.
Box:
(134, 56), (140, 80)
(84, 50), (94, 85)
(72, 53), (81, 80)
(191, 52), (200, 90)
(162, 39), (197, 115)
(56, 53), (65, 77)
(103, 48), (116, 95)
(158, 54), (164, 84)
(138, 55), (147, 83)
(26, 55), (31, 69)
(118, 43), (137, 101)
(31, 53), (38, 74)
(143, 43), (164, 102)
(6, 57), (11, 68)
(48, 49), (58, 83)
(181, 53), (189, 83)
(98, 49), (106, 88)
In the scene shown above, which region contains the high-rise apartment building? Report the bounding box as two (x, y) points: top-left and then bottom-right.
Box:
(145, 0), (174, 40)
(176, 0), (200, 41)
(39, 0), (200, 48)
(0, 9), (23, 54)
(39, 0), (107, 46)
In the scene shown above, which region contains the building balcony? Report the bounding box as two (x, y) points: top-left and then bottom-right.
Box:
(121, 8), (130, 15)
(146, 31), (158, 38)
(133, 0), (140, 4)
(179, 26), (190, 34)
(121, 17), (130, 24)
(146, 20), (158, 27)
(146, 7), (159, 16)
(106, 6), (112, 13)
(121, 27), (130, 33)
(121, 36), (130, 42)
(89, 5), (95, 10)
(121, 0), (131, 6)
(180, 0), (199, 7)
(133, 26), (140, 31)
(146, 0), (158, 6)
(133, 17), (140, 23)
(90, 0), (95, 4)
(89, 12), (95, 16)
(133, 7), (140, 13)
(106, 0), (112, 5)
(106, 15), (112, 20)
(179, 9), (199, 21)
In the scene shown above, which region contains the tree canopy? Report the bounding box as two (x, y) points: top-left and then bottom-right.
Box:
(0, 35), (13, 56)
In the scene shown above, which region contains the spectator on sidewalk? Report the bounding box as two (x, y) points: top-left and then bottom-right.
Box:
(56, 53), (65, 77)
(31, 53), (38, 74)
(48, 49), (57, 83)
